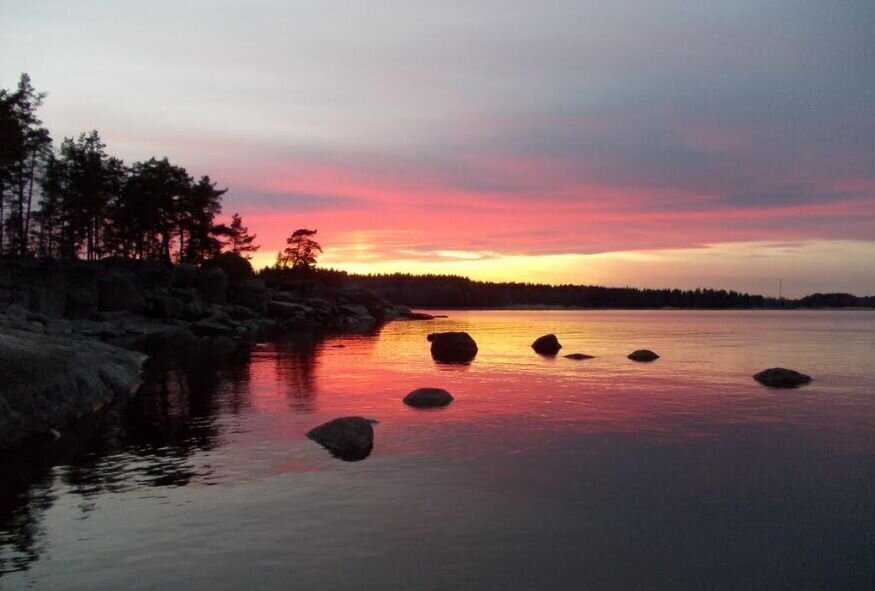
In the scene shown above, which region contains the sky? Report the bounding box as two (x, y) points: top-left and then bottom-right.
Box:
(2, 0), (873, 296)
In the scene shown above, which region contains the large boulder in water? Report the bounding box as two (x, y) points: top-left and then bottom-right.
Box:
(753, 367), (812, 388)
(306, 416), (375, 461)
(403, 387), (454, 408)
(532, 334), (562, 355)
(628, 349), (659, 362)
(564, 353), (594, 360)
(428, 332), (478, 363)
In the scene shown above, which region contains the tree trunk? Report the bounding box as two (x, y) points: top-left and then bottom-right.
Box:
(22, 154), (36, 257)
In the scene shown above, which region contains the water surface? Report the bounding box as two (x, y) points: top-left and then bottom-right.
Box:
(1, 310), (873, 589)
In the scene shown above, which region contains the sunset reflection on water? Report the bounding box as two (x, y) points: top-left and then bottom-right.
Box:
(1, 310), (873, 589)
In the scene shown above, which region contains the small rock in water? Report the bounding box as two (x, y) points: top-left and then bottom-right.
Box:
(628, 349), (660, 362)
(306, 416), (375, 461)
(564, 353), (595, 360)
(753, 367), (812, 388)
(403, 387), (454, 408)
(532, 334), (562, 355)
(429, 332), (478, 363)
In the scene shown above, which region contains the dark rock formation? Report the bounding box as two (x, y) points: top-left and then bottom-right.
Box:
(428, 331), (478, 363)
(0, 328), (146, 448)
(753, 367), (812, 388)
(99, 270), (145, 312)
(171, 263), (199, 289)
(306, 416), (375, 461)
(339, 304), (377, 325)
(231, 278), (269, 314)
(564, 353), (595, 360)
(147, 294), (183, 319)
(337, 287), (390, 323)
(197, 267), (228, 305)
(628, 349), (660, 362)
(403, 387), (454, 408)
(532, 334), (562, 355)
(268, 300), (311, 319)
(402, 311), (436, 320)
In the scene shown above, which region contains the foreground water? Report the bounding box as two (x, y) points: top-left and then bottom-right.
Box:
(1, 310), (873, 590)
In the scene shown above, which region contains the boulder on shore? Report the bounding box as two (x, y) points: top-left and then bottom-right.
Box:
(0, 328), (146, 448)
(564, 353), (595, 360)
(403, 387), (454, 408)
(428, 331), (478, 363)
(628, 349), (660, 362)
(306, 416), (375, 461)
(532, 334), (562, 355)
(753, 367), (812, 388)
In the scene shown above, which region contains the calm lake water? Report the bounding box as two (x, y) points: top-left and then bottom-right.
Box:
(1, 310), (873, 590)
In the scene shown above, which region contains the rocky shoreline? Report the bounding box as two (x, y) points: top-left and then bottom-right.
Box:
(0, 256), (425, 448)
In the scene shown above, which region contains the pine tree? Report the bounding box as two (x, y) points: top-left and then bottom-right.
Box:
(277, 228), (321, 270)
(224, 212), (259, 259)
(0, 74), (51, 256)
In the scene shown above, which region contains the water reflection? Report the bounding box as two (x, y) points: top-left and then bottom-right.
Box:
(273, 333), (321, 412)
(0, 344), (259, 575)
(1, 311), (873, 588)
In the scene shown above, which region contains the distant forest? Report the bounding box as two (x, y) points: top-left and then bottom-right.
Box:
(300, 269), (874, 309)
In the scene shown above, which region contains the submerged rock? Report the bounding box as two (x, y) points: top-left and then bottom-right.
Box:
(564, 353), (595, 360)
(532, 334), (562, 355)
(753, 367), (812, 388)
(628, 349), (660, 362)
(403, 387), (454, 408)
(428, 331), (478, 363)
(306, 416), (375, 461)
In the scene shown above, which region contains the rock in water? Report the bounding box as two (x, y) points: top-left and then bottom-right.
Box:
(532, 334), (562, 355)
(306, 416), (375, 461)
(428, 332), (478, 363)
(403, 387), (454, 408)
(753, 368), (812, 388)
(628, 349), (660, 362)
(564, 353), (595, 360)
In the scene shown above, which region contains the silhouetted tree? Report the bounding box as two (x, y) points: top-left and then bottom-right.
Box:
(0, 74), (248, 264)
(0, 74), (51, 256)
(38, 131), (124, 259)
(178, 176), (226, 262)
(276, 228), (321, 270)
(104, 158), (190, 262)
(222, 212), (259, 259)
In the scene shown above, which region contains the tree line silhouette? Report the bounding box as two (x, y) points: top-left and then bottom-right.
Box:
(298, 270), (872, 309)
(0, 74), (259, 264)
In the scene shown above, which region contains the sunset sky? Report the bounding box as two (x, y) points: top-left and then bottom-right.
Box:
(3, 0), (873, 296)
